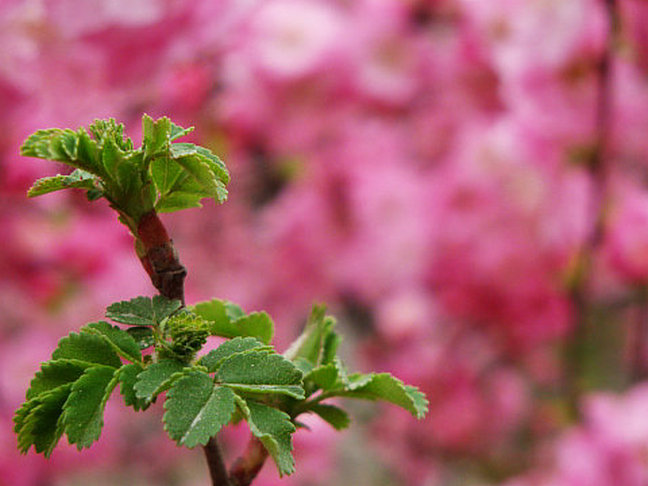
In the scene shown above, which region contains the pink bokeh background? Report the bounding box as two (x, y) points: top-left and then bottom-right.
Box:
(3, 0), (648, 484)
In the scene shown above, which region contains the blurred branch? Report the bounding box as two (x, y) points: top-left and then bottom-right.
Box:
(564, 0), (619, 417)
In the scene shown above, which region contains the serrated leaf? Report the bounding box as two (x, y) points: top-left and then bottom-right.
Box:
(82, 321), (142, 363)
(27, 170), (97, 197)
(304, 363), (339, 391)
(218, 351), (304, 399)
(170, 144), (221, 195)
(163, 371), (236, 448)
(284, 305), (335, 366)
(244, 400), (296, 477)
(134, 359), (186, 400)
(116, 363), (149, 411)
(62, 366), (118, 449)
(52, 332), (122, 368)
(192, 299), (274, 344)
(199, 337), (270, 372)
(127, 326), (155, 350)
(142, 115), (171, 160)
(88, 118), (130, 145)
(26, 359), (92, 400)
(169, 121), (195, 141)
(15, 384), (72, 456)
(106, 295), (182, 326)
(338, 373), (428, 419)
(309, 404), (350, 431)
(21, 127), (107, 178)
(156, 190), (205, 213)
(292, 358), (314, 375)
(101, 137), (135, 197)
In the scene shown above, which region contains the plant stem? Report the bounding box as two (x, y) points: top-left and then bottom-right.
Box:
(564, 0), (618, 416)
(204, 437), (234, 486)
(229, 437), (269, 486)
(134, 210), (232, 486)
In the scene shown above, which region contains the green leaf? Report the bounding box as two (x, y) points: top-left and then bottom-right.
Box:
(82, 321), (142, 363)
(321, 330), (341, 365)
(293, 358), (314, 375)
(304, 363), (340, 391)
(244, 400), (296, 477)
(52, 332), (122, 368)
(101, 137), (137, 197)
(15, 384), (72, 457)
(88, 118), (133, 152)
(106, 295), (182, 326)
(192, 299), (274, 344)
(309, 404), (350, 431)
(338, 374), (428, 419)
(151, 147), (182, 195)
(193, 145), (230, 185)
(169, 121), (195, 141)
(21, 128), (103, 177)
(169, 148), (221, 198)
(134, 359), (186, 401)
(142, 115), (171, 160)
(127, 326), (155, 350)
(116, 363), (149, 411)
(218, 351), (304, 399)
(155, 190), (205, 213)
(284, 305), (336, 366)
(27, 170), (97, 198)
(26, 359), (91, 400)
(61, 366), (118, 449)
(163, 371), (236, 448)
(199, 337), (270, 372)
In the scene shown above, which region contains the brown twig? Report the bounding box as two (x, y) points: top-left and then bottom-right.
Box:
(134, 210), (232, 486)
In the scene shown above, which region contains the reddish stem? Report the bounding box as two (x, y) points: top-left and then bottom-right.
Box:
(229, 437), (269, 486)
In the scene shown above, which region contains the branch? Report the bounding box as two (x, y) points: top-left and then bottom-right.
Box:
(229, 437), (269, 486)
(564, 0), (618, 416)
(134, 210), (232, 486)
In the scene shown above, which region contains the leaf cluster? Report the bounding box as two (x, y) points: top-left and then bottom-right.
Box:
(21, 115), (229, 232)
(16, 297), (427, 477)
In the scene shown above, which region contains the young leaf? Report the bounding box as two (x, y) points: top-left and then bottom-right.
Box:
(142, 115), (171, 160)
(26, 359), (91, 400)
(192, 299), (274, 344)
(52, 332), (122, 368)
(169, 121), (195, 141)
(116, 363), (149, 411)
(217, 351), (305, 399)
(163, 371), (236, 448)
(15, 384), (72, 457)
(106, 295), (182, 326)
(244, 400), (296, 477)
(61, 366), (118, 449)
(161, 312), (210, 362)
(198, 337), (270, 372)
(27, 170), (97, 198)
(134, 359), (186, 401)
(126, 326), (155, 350)
(155, 191), (205, 213)
(21, 128), (103, 177)
(304, 363), (340, 391)
(169, 147), (221, 198)
(283, 305), (335, 366)
(309, 404), (350, 431)
(338, 373), (429, 419)
(82, 321), (142, 363)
